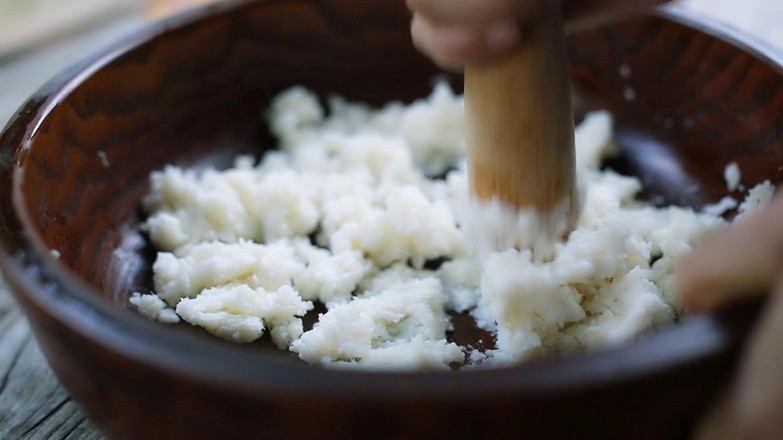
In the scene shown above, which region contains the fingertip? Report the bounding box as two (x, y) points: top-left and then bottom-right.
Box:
(675, 253), (720, 314)
(409, 16), (452, 68)
(411, 15), (506, 71)
(405, 0), (422, 13)
(484, 21), (520, 53)
(674, 255), (697, 306)
(409, 14), (428, 51)
(407, 0), (533, 28)
(682, 294), (705, 315)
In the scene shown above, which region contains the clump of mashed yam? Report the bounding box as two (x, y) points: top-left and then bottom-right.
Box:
(136, 83), (774, 369)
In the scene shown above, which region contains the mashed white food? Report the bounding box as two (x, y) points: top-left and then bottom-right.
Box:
(133, 83), (774, 370)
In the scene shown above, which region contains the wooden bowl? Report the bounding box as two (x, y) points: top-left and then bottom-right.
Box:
(1, 0), (781, 438)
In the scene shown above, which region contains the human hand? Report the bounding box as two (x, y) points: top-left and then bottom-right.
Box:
(407, 0), (671, 70)
(676, 194), (783, 439)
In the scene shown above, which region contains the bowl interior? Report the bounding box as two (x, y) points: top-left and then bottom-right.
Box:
(3, 0), (783, 359)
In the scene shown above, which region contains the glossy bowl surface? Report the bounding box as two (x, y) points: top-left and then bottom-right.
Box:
(1, 1), (781, 439)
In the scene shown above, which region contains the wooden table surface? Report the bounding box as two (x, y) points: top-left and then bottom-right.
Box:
(0, 13), (143, 440)
(0, 1), (780, 438)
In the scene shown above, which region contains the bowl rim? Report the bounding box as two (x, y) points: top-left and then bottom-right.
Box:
(0, 1), (778, 398)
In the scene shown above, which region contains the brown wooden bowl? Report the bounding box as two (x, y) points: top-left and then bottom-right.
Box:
(1, 1), (781, 438)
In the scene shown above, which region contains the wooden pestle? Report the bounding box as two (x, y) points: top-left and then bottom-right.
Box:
(465, 9), (576, 219)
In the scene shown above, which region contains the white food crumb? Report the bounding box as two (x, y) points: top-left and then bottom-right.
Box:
(130, 292), (180, 324)
(328, 184), (465, 269)
(437, 257), (481, 312)
(291, 242), (372, 306)
(152, 239), (304, 306)
(623, 87), (637, 101)
(290, 278), (463, 370)
(724, 162), (741, 191)
(574, 110), (616, 170)
(619, 63), (632, 79)
(176, 284), (312, 348)
(702, 196), (738, 216)
(97, 150), (110, 169)
(737, 180), (775, 220)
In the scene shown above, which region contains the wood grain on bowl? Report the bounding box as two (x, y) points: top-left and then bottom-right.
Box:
(568, 12), (783, 207)
(0, 0), (781, 439)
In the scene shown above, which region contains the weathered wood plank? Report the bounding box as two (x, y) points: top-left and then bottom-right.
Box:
(23, 400), (104, 440)
(0, 279), (103, 439)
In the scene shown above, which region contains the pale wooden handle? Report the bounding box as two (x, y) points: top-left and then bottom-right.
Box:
(465, 11), (575, 211)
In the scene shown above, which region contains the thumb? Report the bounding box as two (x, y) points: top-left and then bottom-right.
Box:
(675, 193), (783, 313)
(695, 280), (783, 439)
